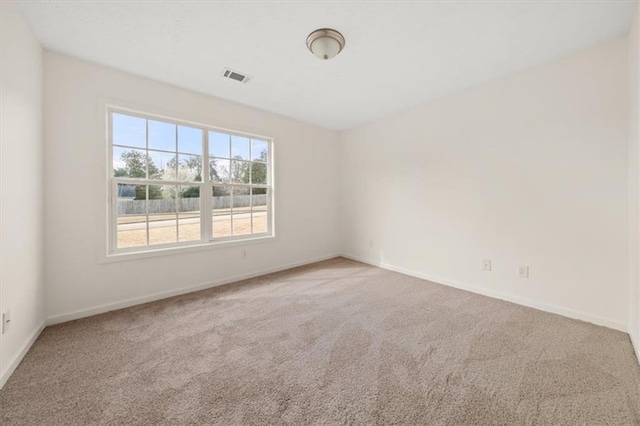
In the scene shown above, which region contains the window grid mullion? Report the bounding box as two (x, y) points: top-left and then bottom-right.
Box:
(230, 187), (234, 237)
(145, 119), (150, 246)
(112, 178), (205, 186)
(109, 112), (117, 252)
(202, 130), (212, 242)
(249, 138), (253, 235)
(113, 143), (199, 157)
(145, 187), (150, 247)
(175, 185), (179, 243)
(112, 180), (117, 251)
(174, 125), (178, 243)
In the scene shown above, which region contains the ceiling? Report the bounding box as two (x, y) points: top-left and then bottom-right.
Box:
(18, 1), (636, 131)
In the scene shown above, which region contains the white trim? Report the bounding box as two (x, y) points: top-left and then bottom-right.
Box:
(340, 253), (628, 332)
(105, 105), (275, 258)
(99, 234), (276, 264)
(0, 322), (45, 390)
(47, 253), (341, 325)
(96, 96), (284, 266)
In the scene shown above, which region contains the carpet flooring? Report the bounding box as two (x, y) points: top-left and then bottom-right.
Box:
(1, 257), (639, 425)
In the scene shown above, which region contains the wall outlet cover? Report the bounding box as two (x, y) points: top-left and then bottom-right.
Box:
(482, 259), (492, 271)
(2, 311), (10, 334)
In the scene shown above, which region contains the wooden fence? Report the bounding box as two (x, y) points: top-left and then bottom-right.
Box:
(117, 195), (267, 215)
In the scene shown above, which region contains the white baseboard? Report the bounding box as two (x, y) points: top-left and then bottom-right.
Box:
(10, 253), (637, 389)
(1, 321), (45, 390)
(46, 253), (341, 326)
(341, 253), (627, 333)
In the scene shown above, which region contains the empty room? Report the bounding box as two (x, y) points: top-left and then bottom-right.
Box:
(1, 0), (639, 424)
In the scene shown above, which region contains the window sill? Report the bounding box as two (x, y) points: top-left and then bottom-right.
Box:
(99, 235), (276, 264)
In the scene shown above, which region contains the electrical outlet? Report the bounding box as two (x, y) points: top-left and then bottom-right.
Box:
(241, 249), (247, 259)
(519, 265), (529, 279)
(482, 259), (492, 271)
(2, 311), (10, 334)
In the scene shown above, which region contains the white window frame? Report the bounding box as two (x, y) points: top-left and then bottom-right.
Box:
(107, 106), (274, 258)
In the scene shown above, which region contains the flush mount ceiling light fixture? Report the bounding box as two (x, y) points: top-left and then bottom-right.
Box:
(306, 28), (345, 60)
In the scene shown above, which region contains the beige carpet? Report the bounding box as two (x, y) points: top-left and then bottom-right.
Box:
(1, 258), (639, 425)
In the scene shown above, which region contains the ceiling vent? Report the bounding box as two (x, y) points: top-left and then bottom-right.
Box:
(221, 68), (250, 84)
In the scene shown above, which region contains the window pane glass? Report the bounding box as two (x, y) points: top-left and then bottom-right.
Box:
(113, 147), (147, 178)
(178, 186), (200, 242)
(210, 158), (230, 182)
(232, 187), (250, 210)
(251, 139), (268, 162)
(148, 184), (165, 200)
(178, 126), (202, 155)
(230, 159), (249, 183)
(232, 214), (252, 236)
(148, 120), (176, 152)
(148, 187), (177, 245)
(112, 113), (146, 149)
(178, 154), (202, 182)
(178, 185), (200, 201)
(149, 215), (178, 245)
(251, 162), (267, 185)
(231, 135), (250, 160)
(148, 150), (176, 180)
(209, 131), (230, 158)
(252, 188), (268, 234)
(232, 187), (251, 236)
(117, 184), (147, 248)
(212, 186), (231, 238)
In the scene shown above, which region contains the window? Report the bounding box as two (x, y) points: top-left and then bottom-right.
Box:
(109, 109), (273, 255)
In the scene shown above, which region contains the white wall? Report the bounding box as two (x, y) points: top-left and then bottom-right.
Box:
(43, 52), (341, 322)
(12, 4), (640, 366)
(0, 3), (45, 387)
(340, 38), (629, 331)
(629, 2), (640, 358)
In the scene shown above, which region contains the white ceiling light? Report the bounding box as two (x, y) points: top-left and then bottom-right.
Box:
(306, 28), (345, 60)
